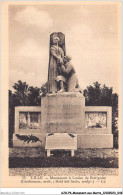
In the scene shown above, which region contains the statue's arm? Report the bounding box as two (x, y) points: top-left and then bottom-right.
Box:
(60, 48), (64, 58)
(61, 64), (72, 74)
(51, 48), (60, 60)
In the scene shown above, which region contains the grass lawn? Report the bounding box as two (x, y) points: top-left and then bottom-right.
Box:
(9, 148), (118, 168)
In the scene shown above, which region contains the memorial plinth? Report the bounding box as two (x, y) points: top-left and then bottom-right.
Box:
(13, 93), (113, 148)
(13, 32), (113, 149)
(41, 92), (85, 134)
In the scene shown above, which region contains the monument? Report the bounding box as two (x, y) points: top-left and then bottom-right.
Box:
(13, 32), (113, 151)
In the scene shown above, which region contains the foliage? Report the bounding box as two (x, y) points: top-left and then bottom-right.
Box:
(16, 134), (42, 143)
(9, 90), (15, 147)
(12, 80), (29, 106)
(40, 83), (48, 97)
(68, 133), (75, 138)
(47, 133), (54, 137)
(83, 82), (118, 148)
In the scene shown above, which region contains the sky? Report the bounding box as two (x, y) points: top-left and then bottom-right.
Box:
(9, 3), (121, 93)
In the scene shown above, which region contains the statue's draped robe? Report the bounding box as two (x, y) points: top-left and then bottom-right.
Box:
(61, 62), (79, 92)
(48, 45), (64, 93)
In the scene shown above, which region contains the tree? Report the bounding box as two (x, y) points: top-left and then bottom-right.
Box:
(12, 80), (48, 106)
(12, 80), (29, 106)
(28, 87), (41, 106)
(83, 82), (118, 148)
(9, 90), (15, 147)
(40, 82), (48, 97)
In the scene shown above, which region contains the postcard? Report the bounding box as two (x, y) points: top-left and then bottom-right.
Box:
(1, 1), (122, 188)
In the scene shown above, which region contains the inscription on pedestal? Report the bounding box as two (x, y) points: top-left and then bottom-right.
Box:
(47, 112), (80, 119)
(41, 93), (85, 133)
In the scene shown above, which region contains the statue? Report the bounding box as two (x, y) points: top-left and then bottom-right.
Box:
(58, 55), (81, 92)
(47, 32), (66, 93)
(47, 32), (81, 93)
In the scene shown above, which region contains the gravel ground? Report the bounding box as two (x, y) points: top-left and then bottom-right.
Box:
(9, 167), (118, 176)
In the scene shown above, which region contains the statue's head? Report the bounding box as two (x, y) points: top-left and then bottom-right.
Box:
(53, 36), (60, 44)
(63, 55), (72, 63)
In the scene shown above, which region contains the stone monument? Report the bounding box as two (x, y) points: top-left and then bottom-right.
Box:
(13, 32), (113, 151)
(43, 32), (84, 155)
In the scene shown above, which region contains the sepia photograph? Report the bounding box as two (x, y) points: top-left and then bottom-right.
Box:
(1, 1), (122, 188)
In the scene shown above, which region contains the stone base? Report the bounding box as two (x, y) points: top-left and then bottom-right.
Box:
(77, 134), (113, 148)
(13, 92), (113, 149)
(13, 133), (113, 148)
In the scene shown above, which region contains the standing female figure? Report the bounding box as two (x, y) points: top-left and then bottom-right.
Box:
(48, 36), (64, 93)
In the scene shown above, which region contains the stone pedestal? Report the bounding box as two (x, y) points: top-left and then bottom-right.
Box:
(13, 92), (113, 148)
(41, 92), (85, 134)
(41, 92), (113, 149)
